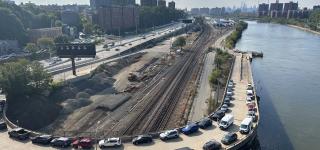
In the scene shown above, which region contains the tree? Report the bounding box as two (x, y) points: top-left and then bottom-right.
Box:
(54, 20), (62, 27)
(24, 43), (39, 59)
(54, 35), (70, 44)
(0, 8), (27, 44)
(0, 59), (52, 97)
(37, 37), (54, 50)
(172, 36), (186, 48)
(209, 68), (221, 85)
(24, 43), (39, 53)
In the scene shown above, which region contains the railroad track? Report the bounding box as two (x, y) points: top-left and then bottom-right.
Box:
(118, 22), (223, 135)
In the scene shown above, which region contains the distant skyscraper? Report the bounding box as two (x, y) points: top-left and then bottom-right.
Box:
(90, 0), (135, 8)
(283, 1), (298, 19)
(314, 5), (320, 10)
(270, 1), (283, 18)
(190, 8), (200, 15)
(168, 1), (175, 9)
(258, 3), (269, 17)
(140, 0), (157, 7)
(158, 0), (166, 7)
(199, 8), (210, 15)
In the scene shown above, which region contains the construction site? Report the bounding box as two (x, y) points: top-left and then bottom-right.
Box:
(6, 19), (232, 139)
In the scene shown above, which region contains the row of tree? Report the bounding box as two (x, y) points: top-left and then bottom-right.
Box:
(0, 2), (60, 45)
(259, 10), (320, 31)
(225, 21), (248, 49)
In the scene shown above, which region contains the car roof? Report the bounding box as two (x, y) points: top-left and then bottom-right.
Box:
(221, 114), (233, 121)
(241, 118), (253, 125)
(12, 128), (23, 131)
(57, 137), (69, 141)
(39, 135), (52, 138)
(107, 137), (120, 141)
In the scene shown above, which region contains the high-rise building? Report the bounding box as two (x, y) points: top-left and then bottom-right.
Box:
(283, 1), (298, 18)
(190, 8), (200, 15)
(90, 0), (135, 8)
(313, 5), (320, 10)
(158, 0), (166, 7)
(140, 0), (157, 7)
(270, 1), (283, 18)
(210, 7), (226, 16)
(199, 7), (210, 15)
(258, 3), (269, 17)
(168, 1), (175, 9)
(96, 5), (139, 34)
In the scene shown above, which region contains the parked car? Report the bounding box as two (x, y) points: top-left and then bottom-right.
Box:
(181, 123), (199, 135)
(248, 108), (256, 114)
(227, 83), (233, 88)
(99, 137), (122, 148)
(246, 90), (254, 96)
(0, 120), (7, 130)
(226, 91), (233, 96)
(132, 135), (152, 145)
(31, 135), (53, 145)
(219, 115), (234, 130)
(223, 100), (231, 106)
(247, 111), (257, 122)
(202, 139), (222, 150)
(224, 96), (231, 101)
(50, 137), (73, 148)
(72, 137), (93, 149)
(239, 118), (253, 134)
(197, 118), (212, 129)
(159, 129), (179, 141)
(220, 104), (229, 113)
(221, 132), (237, 145)
(8, 128), (30, 140)
(209, 110), (225, 121)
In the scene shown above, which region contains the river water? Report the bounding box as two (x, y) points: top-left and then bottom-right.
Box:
(236, 21), (320, 150)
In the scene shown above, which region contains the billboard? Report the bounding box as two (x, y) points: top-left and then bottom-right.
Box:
(56, 43), (96, 58)
(182, 19), (193, 24)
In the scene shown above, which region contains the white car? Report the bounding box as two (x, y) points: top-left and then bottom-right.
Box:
(159, 129), (179, 140)
(99, 137), (121, 148)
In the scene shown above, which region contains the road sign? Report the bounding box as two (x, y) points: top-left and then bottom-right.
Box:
(56, 43), (96, 58)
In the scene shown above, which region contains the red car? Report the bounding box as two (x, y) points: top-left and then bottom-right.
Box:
(72, 137), (93, 149)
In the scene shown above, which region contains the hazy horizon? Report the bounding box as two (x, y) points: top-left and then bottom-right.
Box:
(12, 0), (320, 9)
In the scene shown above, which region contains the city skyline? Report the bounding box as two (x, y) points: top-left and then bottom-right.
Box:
(12, 0), (320, 9)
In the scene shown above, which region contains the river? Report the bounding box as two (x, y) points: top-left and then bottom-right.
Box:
(236, 21), (320, 150)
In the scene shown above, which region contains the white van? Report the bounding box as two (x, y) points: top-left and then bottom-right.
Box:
(239, 118), (253, 134)
(219, 114), (234, 130)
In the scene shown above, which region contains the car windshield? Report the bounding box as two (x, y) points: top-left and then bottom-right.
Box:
(220, 121), (227, 125)
(241, 124), (248, 129)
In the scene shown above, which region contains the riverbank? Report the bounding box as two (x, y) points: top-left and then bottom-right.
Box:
(287, 24), (320, 35)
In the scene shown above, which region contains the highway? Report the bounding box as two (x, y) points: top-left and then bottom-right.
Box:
(43, 23), (184, 75)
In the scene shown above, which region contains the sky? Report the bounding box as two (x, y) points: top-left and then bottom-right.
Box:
(13, 0), (320, 9)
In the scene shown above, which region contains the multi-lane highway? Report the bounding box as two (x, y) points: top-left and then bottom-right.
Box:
(43, 23), (185, 75)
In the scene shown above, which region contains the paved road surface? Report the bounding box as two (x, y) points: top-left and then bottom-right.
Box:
(189, 52), (216, 122)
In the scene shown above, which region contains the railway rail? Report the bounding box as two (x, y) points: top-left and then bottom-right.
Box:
(118, 22), (226, 136)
